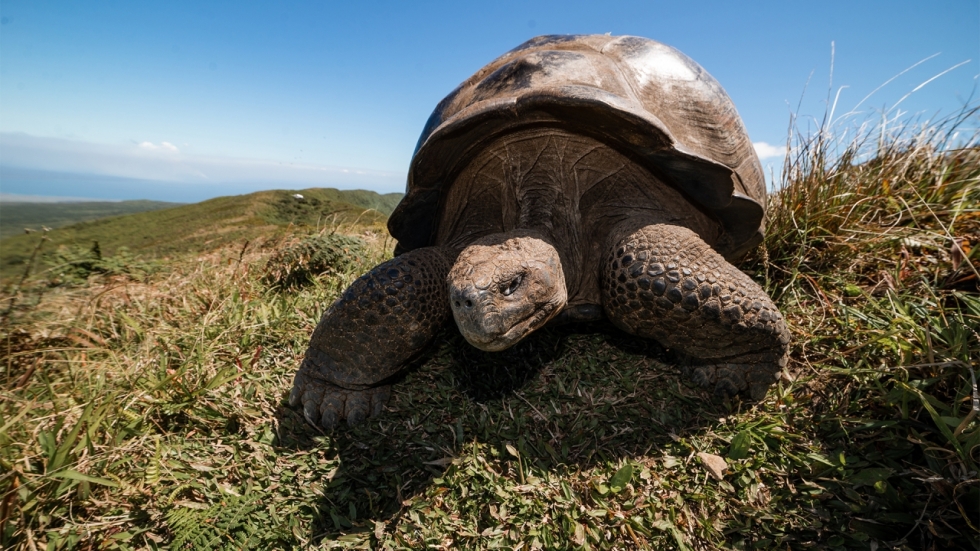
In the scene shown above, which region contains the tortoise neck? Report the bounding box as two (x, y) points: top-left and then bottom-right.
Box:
(516, 184), (570, 238)
(514, 195), (577, 303)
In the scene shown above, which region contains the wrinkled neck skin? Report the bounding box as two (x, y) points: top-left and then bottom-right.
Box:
(448, 228), (567, 351)
(510, 135), (587, 293)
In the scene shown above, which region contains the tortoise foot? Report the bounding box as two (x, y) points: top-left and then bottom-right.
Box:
(683, 349), (787, 401)
(289, 366), (391, 429)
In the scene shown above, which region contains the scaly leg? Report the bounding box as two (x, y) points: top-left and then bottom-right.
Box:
(602, 224), (790, 399)
(289, 246), (454, 428)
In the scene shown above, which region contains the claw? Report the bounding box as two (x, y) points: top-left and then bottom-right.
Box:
(288, 385), (302, 408)
(345, 394), (370, 426)
(320, 408), (339, 429)
(323, 393), (346, 416)
(290, 366), (392, 429)
(713, 378), (741, 400)
(684, 360), (779, 401)
(371, 387), (390, 417)
(748, 382), (770, 401)
(346, 407), (367, 426)
(688, 365), (715, 388)
(303, 399), (320, 427)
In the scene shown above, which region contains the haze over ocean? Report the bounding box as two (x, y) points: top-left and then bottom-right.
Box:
(0, 1), (976, 202)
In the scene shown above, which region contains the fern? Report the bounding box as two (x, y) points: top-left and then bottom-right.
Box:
(166, 495), (264, 550)
(45, 241), (157, 285)
(262, 233), (368, 289)
(143, 437), (162, 486)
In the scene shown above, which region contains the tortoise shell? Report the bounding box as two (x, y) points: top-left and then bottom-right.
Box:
(388, 34), (767, 260)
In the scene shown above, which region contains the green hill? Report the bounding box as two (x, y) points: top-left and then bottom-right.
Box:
(0, 200), (184, 239)
(301, 188), (403, 216)
(0, 187), (403, 281)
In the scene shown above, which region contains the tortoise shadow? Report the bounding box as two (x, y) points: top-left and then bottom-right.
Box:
(273, 321), (729, 542)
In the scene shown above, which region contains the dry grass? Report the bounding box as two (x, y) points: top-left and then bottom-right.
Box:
(0, 106), (978, 550)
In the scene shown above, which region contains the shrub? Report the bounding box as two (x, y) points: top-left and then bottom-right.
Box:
(46, 241), (157, 285)
(262, 233), (369, 289)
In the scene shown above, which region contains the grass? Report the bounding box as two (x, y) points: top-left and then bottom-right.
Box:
(0, 201), (184, 240)
(0, 106), (978, 550)
(0, 187), (400, 281)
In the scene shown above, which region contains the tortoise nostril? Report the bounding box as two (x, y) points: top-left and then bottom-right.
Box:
(451, 287), (479, 310)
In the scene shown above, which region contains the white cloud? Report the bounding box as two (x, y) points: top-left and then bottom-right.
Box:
(138, 141), (179, 152)
(0, 132), (404, 193)
(753, 141), (787, 160)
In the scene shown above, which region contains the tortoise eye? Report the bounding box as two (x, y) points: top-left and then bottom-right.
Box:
(501, 274), (523, 296)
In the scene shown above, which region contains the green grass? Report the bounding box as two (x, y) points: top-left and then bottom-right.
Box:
(0, 200), (184, 240)
(0, 108), (978, 550)
(0, 187), (401, 281)
(295, 189), (403, 218)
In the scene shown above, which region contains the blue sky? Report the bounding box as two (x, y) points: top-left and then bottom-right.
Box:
(0, 1), (976, 202)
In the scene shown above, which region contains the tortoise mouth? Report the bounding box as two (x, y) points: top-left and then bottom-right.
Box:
(463, 300), (560, 352)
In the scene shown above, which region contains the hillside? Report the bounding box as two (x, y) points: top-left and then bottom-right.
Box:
(1, 111), (977, 549)
(0, 200), (184, 239)
(0, 187), (402, 281)
(304, 188), (403, 216)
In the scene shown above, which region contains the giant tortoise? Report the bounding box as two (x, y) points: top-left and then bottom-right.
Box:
(289, 34), (790, 429)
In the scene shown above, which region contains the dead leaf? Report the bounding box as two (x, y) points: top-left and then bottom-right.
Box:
(572, 522), (586, 546)
(951, 237), (970, 271)
(698, 452), (727, 480)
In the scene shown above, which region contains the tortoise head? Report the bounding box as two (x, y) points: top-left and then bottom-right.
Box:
(448, 231), (566, 351)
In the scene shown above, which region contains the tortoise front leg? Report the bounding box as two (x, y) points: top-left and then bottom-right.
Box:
(602, 224), (790, 400)
(289, 246), (454, 429)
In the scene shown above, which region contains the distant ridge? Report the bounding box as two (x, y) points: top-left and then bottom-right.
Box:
(0, 187), (404, 280)
(299, 188), (403, 217)
(0, 192), (119, 203)
(0, 200), (183, 239)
